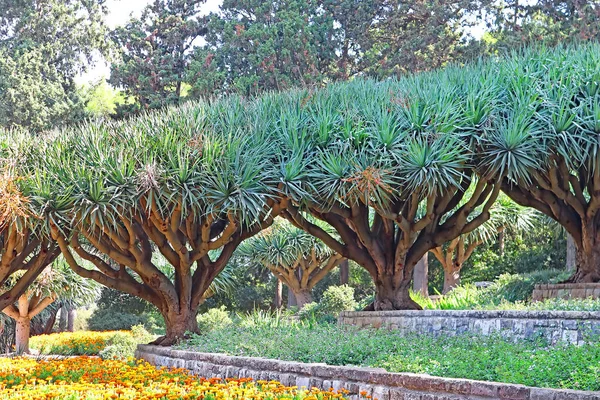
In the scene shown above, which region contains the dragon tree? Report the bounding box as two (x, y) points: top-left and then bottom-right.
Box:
(480, 44), (600, 282)
(241, 220), (344, 308)
(39, 103), (283, 345)
(430, 195), (535, 293)
(276, 76), (503, 310)
(0, 133), (59, 311)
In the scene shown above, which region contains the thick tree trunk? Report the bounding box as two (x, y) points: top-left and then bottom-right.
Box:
(287, 288), (297, 307)
(566, 234), (577, 272)
(293, 290), (313, 309)
(274, 278), (283, 309)
(568, 243), (600, 283)
(339, 260), (349, 285)
(58, 305), (67, 332)
(67, 308), (76, 332)
(369, 276), (421, 311)
(15, 317), (30, 354)
(43, 308), (58, 334)
(443, 267), (461, 294)
(412, 254), (428, 296)
(498, 231), (505, 256)
(152, 307), (199, 346)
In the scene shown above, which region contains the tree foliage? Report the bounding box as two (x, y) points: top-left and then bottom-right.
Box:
(0, 0), (108, 131)
(109, 0), (208, 115)
(188, 0), (338, 97)
(241, 220), (344, 307)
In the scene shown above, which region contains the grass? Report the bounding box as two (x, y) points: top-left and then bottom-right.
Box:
(177, 319), (600, 391)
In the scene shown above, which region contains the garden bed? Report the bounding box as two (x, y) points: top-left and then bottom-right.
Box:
(175, 323), (600, 391)
(0, 356), (343, 399)
(138, 345), (600, 400)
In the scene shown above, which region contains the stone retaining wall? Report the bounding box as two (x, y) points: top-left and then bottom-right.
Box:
(136, 345), (600, 400)
(532, 283), (600, 302)
(338, 310), (600, 345)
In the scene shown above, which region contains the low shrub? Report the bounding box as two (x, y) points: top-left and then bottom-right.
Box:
(480, 269), (571, 304)
(30, 331), (130, 355)
(98, 332), (138, 360)
(197, 306), (233, 333)
(87, 308), (147, 331)
(299, 285), (357, 322)
(319, 285), (358, 315)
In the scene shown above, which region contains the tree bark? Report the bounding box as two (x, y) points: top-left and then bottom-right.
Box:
(412, 254), (428, 296)
(274, 278), (283, 309)
(15, 317), (30, 354)
(339, 260), (349, 285)
(568, 239), (600, 282)
(498, 231), (505, 256)
(58, 305), (67, 332)
(370, 277), (420, 311)
(152, 306), (199, 346)
(287, 288), (297, 307)
(43, 308), (58, 334)
(566, 233), (577, 272)
(443, 267), (461, 294)
(292, 289), (313, 309)
(283, 176), (500, 311)
(67, 308), (76, 332)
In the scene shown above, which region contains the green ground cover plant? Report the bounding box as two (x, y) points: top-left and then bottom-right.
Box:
(177, 319), (600, 391)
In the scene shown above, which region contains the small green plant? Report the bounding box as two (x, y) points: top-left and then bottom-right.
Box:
(130, 324), (154, 343)
(299, 285), (358, 322)
(197, 306), (233, 333)
(98, 332), (138, 360)
(319, 285), (358, 315)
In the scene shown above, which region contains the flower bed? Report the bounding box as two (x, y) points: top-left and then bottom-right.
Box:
(0, 356), (349, 399)
(29, 331), (131, 355)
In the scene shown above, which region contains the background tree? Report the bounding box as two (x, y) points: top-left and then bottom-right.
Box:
(483, 0), (600, 51)
(354, 0), (487, 78)
(0, 0), (108, 131)
(241, 221), (344, 308)
(109, 0), (208, 115)
(430, 195), (535, 293)
(188, 0), (338, 97)
(1, 258), (99, 353)
(41, 103), (283, 345)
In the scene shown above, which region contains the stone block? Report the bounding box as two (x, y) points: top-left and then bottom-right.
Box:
(530, 388), (557, 400)
(497, 385), (529, 399)
(389, 389), (407, 400)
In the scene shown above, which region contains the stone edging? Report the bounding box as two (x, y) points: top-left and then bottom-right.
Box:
(339, 310), (600, 320)
(136, 344), (600, 400)
(338, 310), (600, 345)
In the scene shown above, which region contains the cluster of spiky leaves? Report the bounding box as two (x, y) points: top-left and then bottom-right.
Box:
(4, 43), (594, 234)
(2, 43), (599, 303)
(240, 220), (336, 270)
(32, 102), (279, 233)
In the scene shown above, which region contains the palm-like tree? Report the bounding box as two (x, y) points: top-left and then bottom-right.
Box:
(479, 44), (600, 283)
(275, 75), (502, 310)
(1, 257), (99, 353)
(241, 220), (344, 308)
(37, 103), (284, 345)
(0, 132), (60, 312)
(430, 195), (536, 294)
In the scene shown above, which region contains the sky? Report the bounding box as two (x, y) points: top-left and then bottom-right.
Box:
(77, 0), (222, 84)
